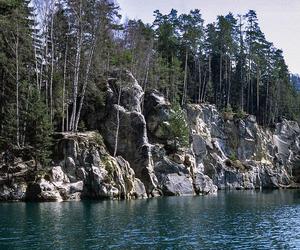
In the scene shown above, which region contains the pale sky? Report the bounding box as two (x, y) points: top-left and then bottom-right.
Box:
(118, 0), (300, 74)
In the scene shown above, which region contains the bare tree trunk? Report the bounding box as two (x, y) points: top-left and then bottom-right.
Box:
(207, 55), (212, 102)
(62, 44), (68, 132)
(113, 85), (122, 157)
(256, 67), (260, 118)
(22, 85), (31, 147)
(141, 50), (151, 112)
(265, 80), (269, 126)
(198, 58), (202, 103)
(247, 57), (251, 113)
(182, 49), (188, 105)
(45, 25), (49, 111)
(66, 88), (69, 132)
(202, 70), (208, 102)
(219, 53), (222, 106)
(227, 57), (231, 106)
(33, 31), (40, 90)
(241, 61), (244, 111)
(69, 0), (83, 131)
(0, 74), (4, 135)
(238, 14), (244, 111)
(50, 4), (55, 123)
(74, 40), (96, 131)
(15, 24), (20, 147)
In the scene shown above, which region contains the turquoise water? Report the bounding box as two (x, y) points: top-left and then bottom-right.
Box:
(0, 190), (300, 249)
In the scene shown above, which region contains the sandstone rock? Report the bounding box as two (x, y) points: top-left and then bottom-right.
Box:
(154, 157), (194, 196)
(25, 179), (62, 202)
(159, 174), (194, 196)
(194, 172), (217, 195)
(132, 178), (147, 199)
(171, 153), (185, 164)
(51, 166), (69, 183)
(101, 69), (157, 193)
(64, 157), (77, 182)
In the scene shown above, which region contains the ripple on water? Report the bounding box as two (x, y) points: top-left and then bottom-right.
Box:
(0, 190), (299, 249)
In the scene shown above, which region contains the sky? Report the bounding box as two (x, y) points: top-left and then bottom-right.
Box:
(118, 0), (300, 74)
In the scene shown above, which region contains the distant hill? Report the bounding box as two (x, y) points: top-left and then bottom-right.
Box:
(291, 74), (300, 91)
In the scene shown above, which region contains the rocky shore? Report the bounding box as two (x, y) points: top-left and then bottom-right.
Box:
(0, 70), (299, 201)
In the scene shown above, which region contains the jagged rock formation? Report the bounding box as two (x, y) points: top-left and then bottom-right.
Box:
(1, 132), (147, 201)
(187, 104), (300, 189)
(0, 70), (299, 201)
(101, 70), (158, 194)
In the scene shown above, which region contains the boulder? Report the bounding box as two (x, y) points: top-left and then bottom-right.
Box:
(132, 178), (147, 199)
(194, 172), (218, 195)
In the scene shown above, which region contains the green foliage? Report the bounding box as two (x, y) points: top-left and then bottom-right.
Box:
(111, 49), (133, 68)
(222, 104), (234, 120)
(235, 108), (247, 120)
(169, 103), (189, 148)
(1, 103), (18, 148)
(229, 152), (237, 161)
(78, 120), (87, 132)
(0, 0), (300, 164)
(92, 133), (104, 146)
(25, 89), (53, 167)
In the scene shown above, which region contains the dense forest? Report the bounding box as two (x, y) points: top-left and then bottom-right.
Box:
(0, 0), (299, 163)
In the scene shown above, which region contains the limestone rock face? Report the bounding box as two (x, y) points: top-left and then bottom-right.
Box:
(144, 90), (172, 141)
(0, 131), (147, 201)
(154, 155), (194, 196)
(53, 132), (146, 200)
(194, 172), (218, 195)
(186, 103), (300, 190)
(1, 71), (300, 202)
(101, 69), (157, 193)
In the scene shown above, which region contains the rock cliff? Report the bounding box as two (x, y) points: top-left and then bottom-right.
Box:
(0, 69), (299, 201)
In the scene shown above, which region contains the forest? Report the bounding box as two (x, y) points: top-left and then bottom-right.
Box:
(0, 0), (299, 164)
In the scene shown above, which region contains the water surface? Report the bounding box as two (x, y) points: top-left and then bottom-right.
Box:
(0, 190), (300, 249)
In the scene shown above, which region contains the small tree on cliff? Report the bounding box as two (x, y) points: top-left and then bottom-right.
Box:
(169, 103), (189, 149)
(25, 89), (53, 167)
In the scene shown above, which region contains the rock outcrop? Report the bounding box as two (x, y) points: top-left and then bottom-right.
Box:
(0, 132), (147, 201)
(186, 104), (300, 190)
(0, 70), (299, 201)
(101, 69), (158, 194)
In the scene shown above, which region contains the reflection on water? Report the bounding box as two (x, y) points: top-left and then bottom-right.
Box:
(0, 190), (300, 249)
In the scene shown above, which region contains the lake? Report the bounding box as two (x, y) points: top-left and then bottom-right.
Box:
(0, 190), (299, 249)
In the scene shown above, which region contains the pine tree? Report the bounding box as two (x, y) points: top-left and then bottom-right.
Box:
(25, 88), (53, 167)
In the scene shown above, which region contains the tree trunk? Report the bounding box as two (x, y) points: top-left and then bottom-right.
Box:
(198, 58), (202, 103)
(256, 67), (260, 118)
(33, 31), (39, 91)
(69, 1), (83, 131)
(219, 53), (222, 106)
(113, 85), (122, 157)
(62, 44), (68, 132)
(202, 70), (208, 102)
(182, 49), (188, 105)
(0, 72), (4, 135)
(265, 80), (269, 126)
(207, 54), (212, 102)
(66, 88), (69, 132)
(74, 40), (96, 131)
(16, 24), (20, 147)
(240, 61), (244, 111)
(44, 22), (49, 111)
(141, 50), (151, 112)
(227, 57), (231, 107)
(247, 57), (251, 113)
(50, 6), (55, 123)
